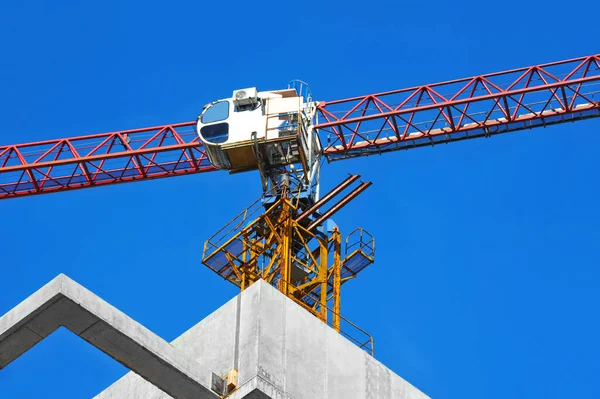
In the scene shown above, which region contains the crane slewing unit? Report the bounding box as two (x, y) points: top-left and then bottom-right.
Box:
(197, 80), (322, 203)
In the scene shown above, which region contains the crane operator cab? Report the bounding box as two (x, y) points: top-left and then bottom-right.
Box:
(196, 86), (321, 181)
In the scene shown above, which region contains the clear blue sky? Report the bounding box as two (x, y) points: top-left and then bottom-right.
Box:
(1, 1), (599, 398)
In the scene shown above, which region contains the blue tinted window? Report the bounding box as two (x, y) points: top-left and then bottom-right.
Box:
(200, 122), (229, 144)
(202, 101), (229, 123)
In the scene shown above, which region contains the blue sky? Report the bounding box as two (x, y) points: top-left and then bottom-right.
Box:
(1, 1), (599, 398)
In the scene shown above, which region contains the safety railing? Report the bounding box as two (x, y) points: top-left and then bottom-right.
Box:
(288, 79), (313, 104)
(202, 188), (279, 259)
(279, 278), (374, 356)
(345, 228), (375, 259)
(328, 306), (375, 357)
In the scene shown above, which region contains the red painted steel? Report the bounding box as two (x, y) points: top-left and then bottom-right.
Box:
(2, 54), (600, 199)
(316, 54), (600, 160)
(0, 122), (215, 199)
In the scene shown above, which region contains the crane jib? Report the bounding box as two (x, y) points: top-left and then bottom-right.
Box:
(316, 54), (600, 161)
(1, 54), (599, 199)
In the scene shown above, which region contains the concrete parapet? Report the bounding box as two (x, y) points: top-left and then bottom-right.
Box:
(0, 274), (216, 399)
(0, 275), (429, 398)
(96, 279), (430, 399)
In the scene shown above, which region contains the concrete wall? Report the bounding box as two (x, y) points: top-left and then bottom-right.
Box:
(96, 280), (430, 399)
(0, 274), (216, 399)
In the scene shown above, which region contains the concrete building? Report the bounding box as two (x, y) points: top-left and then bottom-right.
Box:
(0, 274), (430, 398)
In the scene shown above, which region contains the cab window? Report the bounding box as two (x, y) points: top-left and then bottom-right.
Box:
(202, 101), (229, 123)
(200, 123), (229, 144)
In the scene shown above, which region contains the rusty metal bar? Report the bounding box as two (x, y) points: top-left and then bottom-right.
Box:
(307, 181), (372, 231)
(296, 174), (361, 222)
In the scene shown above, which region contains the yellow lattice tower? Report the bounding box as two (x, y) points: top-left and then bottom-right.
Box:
(202, 176), (375, 335)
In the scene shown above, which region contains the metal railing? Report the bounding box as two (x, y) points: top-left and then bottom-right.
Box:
(345, 228), (375, 259)
(279, 278), (375, 356)
(288, 79), (313, 104)
(203, 189), (278, 258)
(326, 305), (375, 356)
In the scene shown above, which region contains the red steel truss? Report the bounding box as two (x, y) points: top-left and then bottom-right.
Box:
(316, 54), (600, 160)
(2, 54), (600, 199)
(0, 122), (215, 199)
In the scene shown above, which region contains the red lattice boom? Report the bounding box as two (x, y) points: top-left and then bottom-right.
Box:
(316, 54), (600, 160)
(0, 122), (215, 199)
(2, 54), (600, 199)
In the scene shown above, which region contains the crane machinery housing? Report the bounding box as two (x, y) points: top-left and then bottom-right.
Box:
(196, 81), (321, 203)
(1, 53), (599, 352)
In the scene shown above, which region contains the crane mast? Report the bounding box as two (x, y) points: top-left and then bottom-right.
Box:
(1, 54), (599, 351)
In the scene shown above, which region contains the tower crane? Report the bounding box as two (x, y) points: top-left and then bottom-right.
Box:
(2, 54), (599, 352)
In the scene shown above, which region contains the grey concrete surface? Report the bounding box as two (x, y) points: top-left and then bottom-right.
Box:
(96, 279), (431, 399)
(0, 274), (430, 398)
(0, 274), (217, 399)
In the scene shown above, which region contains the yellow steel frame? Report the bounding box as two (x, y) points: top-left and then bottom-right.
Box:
(202, 183), (374, 346)
(203, 194), (344, 325)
